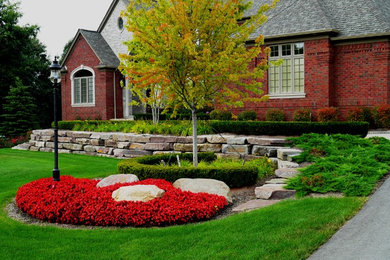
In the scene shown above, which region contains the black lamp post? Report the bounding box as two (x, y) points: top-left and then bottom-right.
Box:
(49, 57), (61, 181)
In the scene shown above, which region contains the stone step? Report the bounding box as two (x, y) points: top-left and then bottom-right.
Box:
(270, 158), (300, 169)
(287, 153), (302, 162)
(275, 168), (301, 179)
(232, 199), (281, 213)
(247, 137), (292, 146)
(278, 160), (300, 169)
(277, 148), (303, 160)
(265, 178), (287, 184)
(252, 145), (284, 157)
(255, 184), (296, 200)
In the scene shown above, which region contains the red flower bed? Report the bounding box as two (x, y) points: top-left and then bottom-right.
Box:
(16, 176), (227, 227)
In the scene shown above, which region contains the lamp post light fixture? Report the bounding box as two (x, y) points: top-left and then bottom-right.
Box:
(49, 56), (61, 181)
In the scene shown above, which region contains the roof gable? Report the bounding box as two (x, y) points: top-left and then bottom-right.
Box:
(98, 0), (130, 33)
(61, 29), (119, 68)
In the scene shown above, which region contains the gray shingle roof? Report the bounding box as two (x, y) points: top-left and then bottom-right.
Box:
(80, 30), (120, 67)
(246, 0), (390, 40)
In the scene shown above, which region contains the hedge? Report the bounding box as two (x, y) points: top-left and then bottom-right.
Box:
(117, 152), (258, 188)
(208, 121), (369, 137)
(56, 120), (105, 130)
(56, 120), (369, 137)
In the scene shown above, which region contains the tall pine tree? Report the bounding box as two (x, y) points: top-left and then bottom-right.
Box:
(1, 78), (38, 136)
(0, 0), (53, 129)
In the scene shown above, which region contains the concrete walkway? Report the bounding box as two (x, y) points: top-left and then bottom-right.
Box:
(366, 130), (390, 140)
(308, 171), (390, 259)
(308, 130), (390, 259)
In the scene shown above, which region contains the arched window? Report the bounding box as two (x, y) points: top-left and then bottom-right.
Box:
(71, 67), (95, 106)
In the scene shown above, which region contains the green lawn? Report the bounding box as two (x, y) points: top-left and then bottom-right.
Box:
(0, 149), (365, 260)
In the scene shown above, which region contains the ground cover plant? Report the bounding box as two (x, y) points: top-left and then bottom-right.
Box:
(16, 177), (227, 226)
(286, 134), (390, 196)
(0, 149), (365, 259)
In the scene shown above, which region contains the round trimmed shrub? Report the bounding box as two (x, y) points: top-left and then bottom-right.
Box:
(317, 107), (339, 122)
(293, 108), (312, 122)
(209, 110), (233, 120)
(375, 105), (390, 128)
(265, 109), (285, 121)
(238, 110), (257, 121)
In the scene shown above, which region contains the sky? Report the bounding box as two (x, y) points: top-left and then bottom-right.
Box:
(11, 0), (113, 60)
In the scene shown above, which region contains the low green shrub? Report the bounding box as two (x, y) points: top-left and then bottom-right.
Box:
(286, 134), (390, 196)
(118, 152), (259, 188)
(317, 107), (339, 122)
(209, 121), (369, 137)
(209, 110), (233, 120)
(293, 108), (312, 122)
(265, 109), (285, 121)
(238, 110), (257, 121)
(180, 157), (276, 179)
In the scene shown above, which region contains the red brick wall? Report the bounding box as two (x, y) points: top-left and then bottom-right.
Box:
(332, 41), (390, 119)
(231, 38), (390, 120)
(61, 35), (123, 120)
(232, 38), (333, 120)
(62, 35), (390, 122)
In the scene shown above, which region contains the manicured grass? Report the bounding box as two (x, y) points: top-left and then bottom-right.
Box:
(0, 149), (365, 259)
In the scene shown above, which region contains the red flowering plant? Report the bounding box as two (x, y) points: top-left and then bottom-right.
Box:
(0, 132), (30, 148)
(16, 176), (227, 227)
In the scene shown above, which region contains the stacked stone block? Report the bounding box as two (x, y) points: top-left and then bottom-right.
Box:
(16, 130), (292, 159)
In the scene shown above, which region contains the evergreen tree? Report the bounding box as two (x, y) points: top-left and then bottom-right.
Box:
(1, 78), (38, 136)
(0, 0), (53, 128)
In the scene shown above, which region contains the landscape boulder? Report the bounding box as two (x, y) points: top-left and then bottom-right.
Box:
(97, 174), (139, 188)
(112, 185), (165, 202)
(173, 178), (232, 203)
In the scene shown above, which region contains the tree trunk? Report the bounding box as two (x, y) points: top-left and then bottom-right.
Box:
(191, 108), (198, 167)
(152, 106), (160, 124)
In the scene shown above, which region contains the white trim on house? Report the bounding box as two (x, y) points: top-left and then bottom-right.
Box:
(70, 65), (96, 107)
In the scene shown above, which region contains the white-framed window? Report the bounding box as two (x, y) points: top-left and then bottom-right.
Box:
(268, 42), (305, 99)
(71, 66), (95, 107)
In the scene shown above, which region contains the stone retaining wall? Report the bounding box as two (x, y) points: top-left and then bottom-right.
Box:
(14, 129), (291, 159)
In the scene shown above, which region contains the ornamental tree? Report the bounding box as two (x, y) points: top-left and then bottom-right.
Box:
(120, 0), (278, 166)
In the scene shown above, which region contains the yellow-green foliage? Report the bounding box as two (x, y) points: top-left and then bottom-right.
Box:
(120, 0), (278, 113)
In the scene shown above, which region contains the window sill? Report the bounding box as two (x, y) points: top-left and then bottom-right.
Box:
(269, 93), (306, 99)
(71, 103), (96, 108)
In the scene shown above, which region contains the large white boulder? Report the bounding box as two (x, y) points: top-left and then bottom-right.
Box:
(112, 185), (165, 202)
(97, 174), (139, 188)
(173, 178), (232, 203)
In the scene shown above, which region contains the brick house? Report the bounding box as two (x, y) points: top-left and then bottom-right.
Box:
(61, 0), (390, 120)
